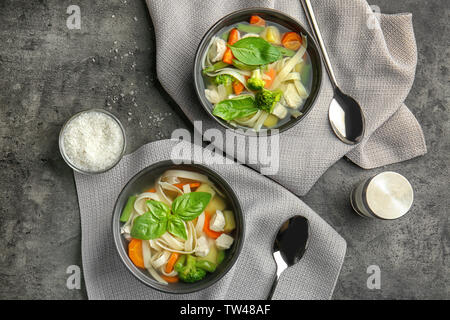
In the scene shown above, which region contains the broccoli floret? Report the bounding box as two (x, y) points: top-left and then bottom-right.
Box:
(247, 69), (266, 91)
(255, 89), (283, 113)
(175, 255), (207, 283)
(213, 74), (233, 86)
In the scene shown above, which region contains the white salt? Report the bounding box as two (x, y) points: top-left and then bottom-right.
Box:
(62, 111), (124, 172)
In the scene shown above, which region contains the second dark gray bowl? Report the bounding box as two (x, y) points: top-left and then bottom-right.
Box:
(194, 8), (323, 135)
(112, 160), (244, 294)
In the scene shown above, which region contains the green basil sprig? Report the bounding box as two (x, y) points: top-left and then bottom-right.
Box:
(172, 192), (212, 221)
(212, 95), (258, 121)
(167, 215), (188, 240)
(131, 211), (167, 240)
(146, 200), (170, 220)
(229, 37), (281, 66)
(130, 192), (211, 241)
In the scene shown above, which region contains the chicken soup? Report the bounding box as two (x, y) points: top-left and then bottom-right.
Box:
(201, 15), (313, 131)
(119, 170), (236, 284)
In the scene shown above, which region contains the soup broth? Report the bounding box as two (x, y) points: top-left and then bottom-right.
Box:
(119, 170), (236, 285)
(201, 15), (313, 131)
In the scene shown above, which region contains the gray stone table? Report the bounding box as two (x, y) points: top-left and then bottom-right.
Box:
(0, 0), (448, 299)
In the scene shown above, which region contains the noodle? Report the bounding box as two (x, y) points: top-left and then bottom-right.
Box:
(120, 170), (235, 284)
(142, 240), (168, 285)
(134, 192), (161, 215)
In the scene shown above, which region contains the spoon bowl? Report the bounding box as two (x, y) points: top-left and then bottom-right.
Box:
(329, 88), (365, 144)
(301, 0), (365, 145)
(268, 215), (310, 299)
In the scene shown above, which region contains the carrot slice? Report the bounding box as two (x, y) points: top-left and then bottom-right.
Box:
(250, 15), (266, 26)
(203, 211), (223, 239)
(281, 32), (302, 51)
(145, 188), (156, 193)
(222, 48), (234, 64)
(161, 275), (179, 283)
(232, 81), (245, 95)
(173, 182), (201, 190)
(128, 239), (145, 268)
(228, 28), (239, 45)
(165, 252), (180, 274)
(264, 69), (276, 89)
(222, 28), (239, 64)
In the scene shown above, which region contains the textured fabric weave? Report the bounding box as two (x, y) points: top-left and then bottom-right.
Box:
(145, 0), (426, 195)
(75, 140), (347, 300)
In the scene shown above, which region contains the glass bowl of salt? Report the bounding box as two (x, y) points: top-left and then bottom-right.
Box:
(59, 108), (127, 175)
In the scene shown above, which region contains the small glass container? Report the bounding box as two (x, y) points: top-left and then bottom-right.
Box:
(350, 171), (414, 220)
(59, 108), (126, 175)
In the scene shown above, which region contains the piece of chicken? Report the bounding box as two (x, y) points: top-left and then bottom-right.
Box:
(208, 37), (227, 62)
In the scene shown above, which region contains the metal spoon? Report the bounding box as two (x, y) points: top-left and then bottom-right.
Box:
(301, 0), (365, 145)
(267, 215), (310, 299)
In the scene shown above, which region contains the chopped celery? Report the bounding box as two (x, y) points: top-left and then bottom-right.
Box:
(217, 250), (225, 264)
(301, 64), (311, 85)
(237, 23), (265, 34)
(120, 195), (136, 222)
(276, 46), (296, 57)
(221, 30), (230, 41)
(232, 59), (259, 71)
(203, 61), (228, 74)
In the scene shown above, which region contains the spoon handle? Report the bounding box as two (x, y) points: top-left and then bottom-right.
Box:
(266, 275), (279, 300)
(301, 0), (338, 88)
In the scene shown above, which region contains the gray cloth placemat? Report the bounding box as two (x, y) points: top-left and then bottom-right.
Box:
(146, 0), (426, 196)
(74, 139), (347, 300)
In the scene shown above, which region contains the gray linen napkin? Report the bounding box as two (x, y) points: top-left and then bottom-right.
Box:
(74, 139), (347, 300)
(145, 0), (426, 195)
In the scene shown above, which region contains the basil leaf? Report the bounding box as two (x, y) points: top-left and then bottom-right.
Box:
(229, 37), (281, 65)
(167, 215), (188, 240)
(213, 96), (259, 121)
(146, 200), (170, 220)
(130, 212), (167, 240)
(172, 192), (212, 221)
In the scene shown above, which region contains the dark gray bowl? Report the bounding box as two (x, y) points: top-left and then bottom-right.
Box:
(194, 8), (323, 135)
(112, 160), (244, 294)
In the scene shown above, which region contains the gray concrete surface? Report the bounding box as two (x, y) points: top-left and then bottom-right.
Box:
(0, 0), (448, 299)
